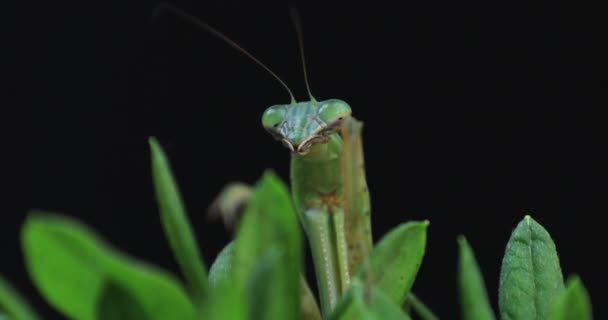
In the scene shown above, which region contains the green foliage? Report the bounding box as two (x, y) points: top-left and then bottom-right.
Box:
(95, 282), (149, 320)
(233, 171), (302, 320)
(499, 216), (565, 320)
(2, 138), (590, 320)
(0, 276), (39, 320)
(149, 137), (208, 301)
(207, 242), (322, 320)
(458, 236), (495, 320)
(550, 276), (592, 320)
(199, 275), (244, 320)
(246, 249), (289, 319)
(21, 213), (195, 320)
(208, 242), (234, 288)
(329, 279), (411, 320)
(356, 221), (428, 305)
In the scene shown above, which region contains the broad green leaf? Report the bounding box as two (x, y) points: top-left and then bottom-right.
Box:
(233, 171), (302, 320)
(199, 278), (244, 320)
(0, 313), (8, 320)
(549, 275), (592, 320)
(209, 242), (234, 288)
(201, 243), (242, 320)
(499, 215), (564, 320)
(149, 137), (208, 300)
(247, 250), (321, 320)
(355, 221), (428, 305)
(458, 236), (496, 320)
(0, 276), (40, 320)
(96, 281), (149, 320)
(209, 242), (321, 320)
(329, 278), (411, 320)
(22, 212), (195, 320)
(246, 249), (288, 320)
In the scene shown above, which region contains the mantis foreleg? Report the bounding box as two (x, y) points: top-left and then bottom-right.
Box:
(302, 207), (350, 316)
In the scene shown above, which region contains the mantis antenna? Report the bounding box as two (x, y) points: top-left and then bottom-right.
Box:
(153, 3), (297, 104)
(289, 7), (316, 102)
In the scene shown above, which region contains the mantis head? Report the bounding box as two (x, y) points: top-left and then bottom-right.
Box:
(262, 99), (352, 155)
(164, 2), (349, 155)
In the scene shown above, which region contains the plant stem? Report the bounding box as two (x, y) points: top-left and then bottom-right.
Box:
(406, 292), (439, 320)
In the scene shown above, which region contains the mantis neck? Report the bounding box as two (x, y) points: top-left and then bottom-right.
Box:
(290, 133), (343, 213)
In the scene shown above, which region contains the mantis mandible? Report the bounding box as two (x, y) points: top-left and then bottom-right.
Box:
(157, 5), (374, 316)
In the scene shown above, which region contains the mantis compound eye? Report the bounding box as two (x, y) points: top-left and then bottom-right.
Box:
(262, 105), (286, 132)
(318, 99), (352, 128)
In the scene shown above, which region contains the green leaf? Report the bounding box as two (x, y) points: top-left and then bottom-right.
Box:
(499, 215), (564, 320)
(233, 171), (302, 320)
(329, 278), (412, 320)
(246, 249), (287, 319)
(208, 242), (234, 288)
(22, 212), (195, 320)
(0, 313), (8, 320)
(96, 281), (149, 320)
(199, 278), (244, 320)
(549, 275), (592, 320)
(458, 236), (496, 320)
(355, 221), (428, 305)
(208, 241), (321, 320)
(0, 275), (40, 320)
(200, 242), (244, 320)
(149, 137), (208, 300)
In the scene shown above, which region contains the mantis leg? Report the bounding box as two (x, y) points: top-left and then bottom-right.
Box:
(332, 208), (351, 292)
(340, 118), (373, 276)
(302, 208), (350, 316)
(291, 124), (372, 315)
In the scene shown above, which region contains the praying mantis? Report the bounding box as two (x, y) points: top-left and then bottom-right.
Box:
(156, 5), (423, 318)
(263, 96), (372, 315)
(260, 10), (373, 315)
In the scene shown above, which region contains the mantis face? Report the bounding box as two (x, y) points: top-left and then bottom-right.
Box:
(262, 99), (352, 155)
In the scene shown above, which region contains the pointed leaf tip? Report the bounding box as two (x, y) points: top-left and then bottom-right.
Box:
(356, 221), (428, 305)
(457, 235), (495, 320)
(233, 172), (301, 320)
(149, 137), (209, 301)
(148, 137), (161, 153)
(259, 169), (284, 186)
(499, 216), (564, 320)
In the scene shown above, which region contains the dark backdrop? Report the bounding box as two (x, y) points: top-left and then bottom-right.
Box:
(3, 0), (603, 318)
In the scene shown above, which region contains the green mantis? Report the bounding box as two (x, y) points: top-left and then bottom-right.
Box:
(157, 4), (375, 316)
(263, 98), (372, 315)
(258, 12), (374, 316)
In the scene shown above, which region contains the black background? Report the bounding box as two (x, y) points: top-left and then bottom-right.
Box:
(3, 0), (603, 318)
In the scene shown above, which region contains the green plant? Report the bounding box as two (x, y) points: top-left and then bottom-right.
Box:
(0, 137), (592, 320)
